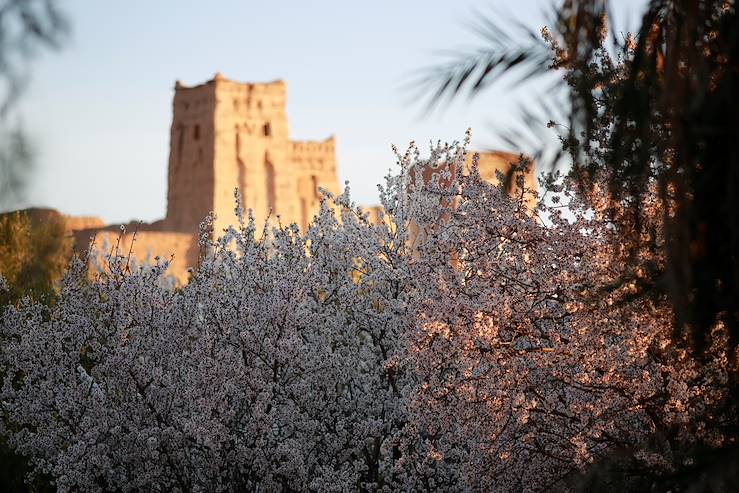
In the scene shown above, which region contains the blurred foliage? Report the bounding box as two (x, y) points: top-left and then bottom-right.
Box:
(0, 209), (70, 492)
(0, 125), (32, 209)
(0, 208), (70, 305)
(0, 3), (67, 490)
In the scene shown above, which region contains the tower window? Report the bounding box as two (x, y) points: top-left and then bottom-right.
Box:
(263, 123), (271, 137)
(193, 124), (200, 140)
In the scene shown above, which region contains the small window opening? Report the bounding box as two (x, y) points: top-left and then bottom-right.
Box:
(193, 124), (200, 140)
(263, 122), (271, 137)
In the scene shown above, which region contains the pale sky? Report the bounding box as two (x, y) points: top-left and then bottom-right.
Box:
(15, 0), (646, 224)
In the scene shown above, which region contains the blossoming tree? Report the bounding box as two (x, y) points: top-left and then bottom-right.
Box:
(1, 135), (733, 492)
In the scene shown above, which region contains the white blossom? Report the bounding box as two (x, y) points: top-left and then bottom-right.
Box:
(0, 137), (731, 492)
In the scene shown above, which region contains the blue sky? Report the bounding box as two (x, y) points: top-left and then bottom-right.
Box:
(17, 0), (647, 224)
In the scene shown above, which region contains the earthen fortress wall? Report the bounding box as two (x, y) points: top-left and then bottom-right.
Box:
(68, 74), (535, 284)
(72, 74), (340, 283)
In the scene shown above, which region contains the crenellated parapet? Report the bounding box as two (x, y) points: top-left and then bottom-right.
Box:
(288, 137), (337, 173)
(287, 136), (340, 230)
(288, 136), (335, 156)
(213, 77), (287, 113)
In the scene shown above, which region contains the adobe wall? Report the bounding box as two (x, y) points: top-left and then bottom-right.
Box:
(465, 151), (537, 205)
(64, 76), (539, 287)
(201, 75), (340, 234)
(368, 151), (538, 249)
(366, 150), (537, 219)
(64, 215), (105, 231)
(164, 79), (217, 232)
(71, 228), (197, 285)
(289, 137), (340, 231)
(211, 76), (291, 234)
(64, 75), (344, 284)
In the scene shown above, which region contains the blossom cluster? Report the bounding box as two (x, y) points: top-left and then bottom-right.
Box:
(0, 137), (732, 492)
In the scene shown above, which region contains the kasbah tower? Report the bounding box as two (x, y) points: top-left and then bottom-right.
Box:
(165, 72), (339, 235)
(70, 73), (535, 283)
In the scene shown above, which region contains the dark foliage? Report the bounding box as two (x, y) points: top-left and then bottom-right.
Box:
(418, 0), (739, 360)
(1, 208), (69, 492)
(0, 208), (71, 305)
(0, 3), (67, 489)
